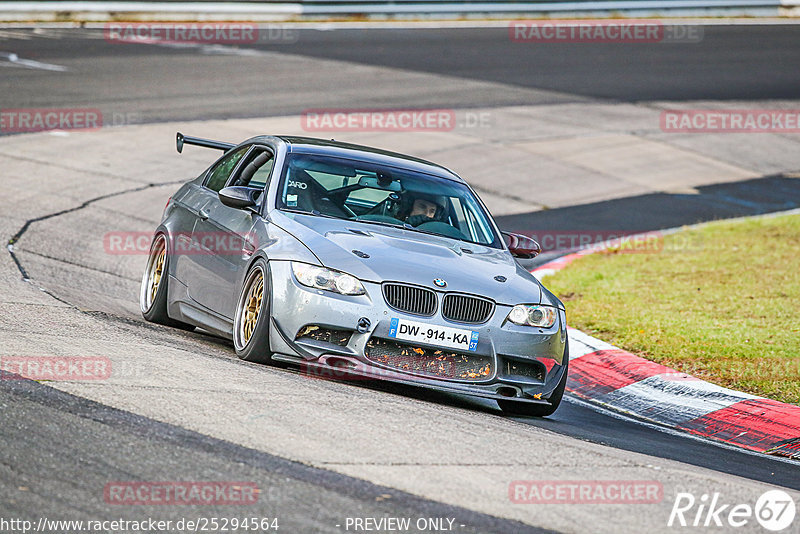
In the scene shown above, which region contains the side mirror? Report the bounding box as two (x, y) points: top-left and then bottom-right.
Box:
(219, 186), (259, 211)
(502, 232), (541, 259)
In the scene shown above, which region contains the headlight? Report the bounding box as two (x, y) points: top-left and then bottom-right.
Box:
(507, 304), (557, 328)
(291, 262), (366, 296)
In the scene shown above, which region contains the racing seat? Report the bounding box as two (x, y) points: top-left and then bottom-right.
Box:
(286, 169), (350, 218)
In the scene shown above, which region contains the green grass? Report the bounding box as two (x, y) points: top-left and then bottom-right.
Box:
(545, 212), (800, 405)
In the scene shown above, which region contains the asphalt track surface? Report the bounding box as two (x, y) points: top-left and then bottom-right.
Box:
(2, 24), (800, 120)
(2, 24), (800, 531)
(0, 377), (540, 533)
(253, 25), (800, 102)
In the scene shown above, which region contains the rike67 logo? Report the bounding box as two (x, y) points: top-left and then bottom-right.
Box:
(668, 489), (796, 531)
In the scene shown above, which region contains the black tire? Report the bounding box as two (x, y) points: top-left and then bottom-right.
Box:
(498, 342), (569, 417)
(140, 233), (195, 331)
(232, 258), (272, 363)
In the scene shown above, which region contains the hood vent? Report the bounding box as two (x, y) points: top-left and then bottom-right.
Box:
(347, 228), (372, 236)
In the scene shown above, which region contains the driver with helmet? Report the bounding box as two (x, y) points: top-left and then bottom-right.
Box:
(403, 195), (446, 227)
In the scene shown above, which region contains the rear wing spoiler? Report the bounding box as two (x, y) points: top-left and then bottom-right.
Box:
(176, 132), (235, 153)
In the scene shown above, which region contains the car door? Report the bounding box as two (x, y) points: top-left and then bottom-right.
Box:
(188, 145), (276, 319)
(178, 144), (250, 310)
(169, 181), (214, 286)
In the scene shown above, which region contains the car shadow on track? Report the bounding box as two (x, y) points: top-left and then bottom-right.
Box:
(496, 173), (800, 247)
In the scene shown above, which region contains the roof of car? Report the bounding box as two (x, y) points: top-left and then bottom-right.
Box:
(272, 135), (463, 182)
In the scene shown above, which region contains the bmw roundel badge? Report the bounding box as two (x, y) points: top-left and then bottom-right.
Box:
(433, 278), (447, 288)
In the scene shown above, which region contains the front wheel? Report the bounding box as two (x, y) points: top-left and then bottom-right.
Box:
(140, 233), (194, 330)
(233, 259), (272, 363)
(499, 345), (569, 417)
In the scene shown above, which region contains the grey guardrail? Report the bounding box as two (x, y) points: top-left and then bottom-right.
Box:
(0, 0), (782, 3)
(302, 0), (783, 13)
(0, 0), (793, 20)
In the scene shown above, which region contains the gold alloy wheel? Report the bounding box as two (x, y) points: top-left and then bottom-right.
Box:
(238, 269), (264, 347)
(149, 247), (165, 304)
(142, 235), (167, 312)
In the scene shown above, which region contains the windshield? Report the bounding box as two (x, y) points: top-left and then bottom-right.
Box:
(277, 153), (500, 247)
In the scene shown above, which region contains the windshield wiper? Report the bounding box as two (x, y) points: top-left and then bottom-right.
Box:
(281, 208), (341, 220)
(351, 218), (416, 231)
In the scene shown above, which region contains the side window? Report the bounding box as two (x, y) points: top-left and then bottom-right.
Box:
(204, 146), (249, 192)
(232, 148), (275, 189)
(249, 158), (275, 188)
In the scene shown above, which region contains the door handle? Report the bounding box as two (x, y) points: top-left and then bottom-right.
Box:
(198, 208), (209, 221)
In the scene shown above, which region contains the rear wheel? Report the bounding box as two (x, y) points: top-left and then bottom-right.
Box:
(140, 233), (194, 330)
(233, 259), (272, 363)
(498, 344), (569, 417)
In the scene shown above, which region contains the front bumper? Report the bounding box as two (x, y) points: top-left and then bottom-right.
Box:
(267, 260), (568, 403)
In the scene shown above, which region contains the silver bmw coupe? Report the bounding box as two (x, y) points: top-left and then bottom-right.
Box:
(140, 133), (568, 416)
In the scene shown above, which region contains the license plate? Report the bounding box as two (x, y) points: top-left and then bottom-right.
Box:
(388, 318), (479, 352)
